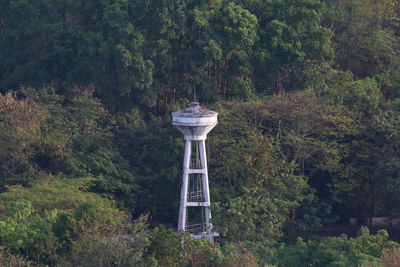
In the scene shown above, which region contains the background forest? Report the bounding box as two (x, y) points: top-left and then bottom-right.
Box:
(1, 0), (400, 266)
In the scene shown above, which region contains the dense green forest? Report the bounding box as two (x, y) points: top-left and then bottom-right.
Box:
(1, 0), (400, 265)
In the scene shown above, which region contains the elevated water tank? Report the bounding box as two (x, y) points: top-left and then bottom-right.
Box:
(172, 102), (218, 140)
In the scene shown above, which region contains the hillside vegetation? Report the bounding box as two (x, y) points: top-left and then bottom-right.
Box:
(1, 0), (400, 265)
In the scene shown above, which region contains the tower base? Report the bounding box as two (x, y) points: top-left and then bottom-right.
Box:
(192, 232), (219, 242)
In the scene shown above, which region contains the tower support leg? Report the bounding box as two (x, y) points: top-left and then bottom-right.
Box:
(178, 140), (191, 232)
(199, 140), (213, 239)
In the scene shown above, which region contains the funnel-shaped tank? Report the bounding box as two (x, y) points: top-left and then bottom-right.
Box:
(172, 102), (218, 140)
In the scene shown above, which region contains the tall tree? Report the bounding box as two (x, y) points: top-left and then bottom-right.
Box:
(0, 92), (46, 188)
(253, 0), (334, 94)
(322, 0), (400, 79)
(208, 101), (308, 242)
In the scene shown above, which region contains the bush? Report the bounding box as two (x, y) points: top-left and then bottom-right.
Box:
(0, 192), (143, 265)
(220, 243), (259, 267)
(381, 247), (400, 267)
(275, 227), (398, 267)
(0, 176), (105, 214)
(182, 234), (223, 267)
(0, 248), (38, 267)
(147, 225), (183, 267)
(0, 200), (59, 264)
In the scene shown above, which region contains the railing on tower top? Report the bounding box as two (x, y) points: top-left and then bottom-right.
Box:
(187, 190), (205, 202)
(185, 223), (207, 234)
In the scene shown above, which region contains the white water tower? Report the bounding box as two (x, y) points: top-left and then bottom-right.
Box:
(172, 102), (219, 241)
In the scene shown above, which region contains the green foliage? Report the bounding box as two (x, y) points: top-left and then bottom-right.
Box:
(257, 91), (356, 174)
(0, 0), (153, 109)
(0, 92), (46, 188)
(147, 225), (183, 266)
(63, 237), (143, 267)
(0, 248), (38, 267)
(182, 233), (223, 266)
(253, 91), (356, 228)
(2, 0), (400, 265)
(0, 194), (147, 265)
(220, 243), (260, 267)
(65, 200), (127, 239)
(146, 226), (224, 267)
(28, 87), (138, 211)
(0, 176), (105, 214)
(213, 1), (258, 99)
(325, 76), (400, 218)
(209, 100), (308, 242)
(323, 0), (400, 79)
(209, 92), (357, 239)
(0, 0), (336, 109)
(119, 114), (184, 222)
(254, 0), (334, 93)
(0, 200), (59, 264)
(276, 227), (398, 267)
(61, 215), (151, 267)
(331, 78), (382, 118)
